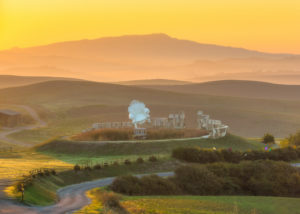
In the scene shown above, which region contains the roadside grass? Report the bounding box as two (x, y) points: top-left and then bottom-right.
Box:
(18, 160), (179, 205)
(35, 134), (264, 164)
(78, 189), (300, 214)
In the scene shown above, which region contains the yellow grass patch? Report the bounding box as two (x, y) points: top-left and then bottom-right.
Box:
(74, 188), (104, 214)
(0, 152), (72, 180)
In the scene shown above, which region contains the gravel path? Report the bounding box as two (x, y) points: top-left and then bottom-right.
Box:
(0, 172), (173, 214)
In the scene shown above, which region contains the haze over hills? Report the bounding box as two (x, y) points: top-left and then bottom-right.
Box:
(116, 79), (191, 85)
(0, 34), (299, 84)
(1, 80), (300, 137)
(0, 75), (80, 89)
(135, 80), (300, 101)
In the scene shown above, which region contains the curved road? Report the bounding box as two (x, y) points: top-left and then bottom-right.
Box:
(0, 105), (46, 147)
(0, 172), (173, 214)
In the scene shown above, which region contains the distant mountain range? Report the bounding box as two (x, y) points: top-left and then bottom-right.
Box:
(0, 34), (299, 84)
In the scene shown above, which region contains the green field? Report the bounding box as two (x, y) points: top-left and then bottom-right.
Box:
(77, 189), (300, 214)
(35, 134), (264, 164)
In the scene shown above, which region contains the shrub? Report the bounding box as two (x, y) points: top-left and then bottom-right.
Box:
(124, 159), (131, 165)
(172, 146), (300, 163)
(74, 164), (81, 172)
(174, 165), (223, 195)
(262, 133), (275, 144)
(51, 169), (56, 175)
(113, 161), (119, 166)
(136, 157), (144, 164)
(111, 161), (300, 197)
(44, 169), (50, 176)
(148, 156), (158, 162)
(93, 164), (102, 170)
(288, 130), (300, 146)
(84, 166), (92, 171)
(111, 175), (180, 195)
(73, 129), (133, 141)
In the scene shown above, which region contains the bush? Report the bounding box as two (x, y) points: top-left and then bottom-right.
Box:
(136, 157), (144, 164)
(148, 156), (158, 162)
(124, 159), (131, 165)
(74, 164), (81, 172)
(51, 169), (56, 175)
(262, 133), (275, 144)
(111, 175), (180, 195)
(73, 129), (133, 141)
(172, 146), (300, 163)
(174, 165), (223, 195)
(111, 161), (300, 197)
(288, 130), (300, 146)
(84, 166), (92, 171)
(93, 164), (102, 170)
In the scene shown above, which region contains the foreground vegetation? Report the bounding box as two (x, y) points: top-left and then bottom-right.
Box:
(77, 188), (300, 214)
(172, 146), (300, 163)
(111, 161), (300, 197)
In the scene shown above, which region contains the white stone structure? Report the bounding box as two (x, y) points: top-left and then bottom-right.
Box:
(197, 111), (228, 139)
(151, 112), (185, 129)
(90, 121), (133, 130)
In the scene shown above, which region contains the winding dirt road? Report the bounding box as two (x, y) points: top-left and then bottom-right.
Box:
(0, 172), (173, 214)
(0, 105), (46, 147)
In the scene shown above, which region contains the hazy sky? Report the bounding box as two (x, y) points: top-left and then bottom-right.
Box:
(1, 0), (300, 53)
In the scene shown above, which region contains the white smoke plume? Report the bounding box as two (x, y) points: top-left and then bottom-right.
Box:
(128, 100), (150, 128)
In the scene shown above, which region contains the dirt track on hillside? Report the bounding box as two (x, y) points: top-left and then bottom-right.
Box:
(0, 105), (46, 147)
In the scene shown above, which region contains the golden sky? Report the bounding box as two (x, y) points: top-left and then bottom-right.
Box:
(1, 0), (300, 53)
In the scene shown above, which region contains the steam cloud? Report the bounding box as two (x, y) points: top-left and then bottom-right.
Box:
(128, 100), (150, 128)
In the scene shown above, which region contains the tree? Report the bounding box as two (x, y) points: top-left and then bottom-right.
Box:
(288, 130), (300, 146)
(262, 133), (275, 144)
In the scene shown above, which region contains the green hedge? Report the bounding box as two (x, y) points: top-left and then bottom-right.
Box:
(172, 146), (300, 163)
(111, 161), (300, 197)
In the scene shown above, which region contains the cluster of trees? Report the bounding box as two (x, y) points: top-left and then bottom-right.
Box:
(288, 130), (300, 146)
(172, 146), (300, 163)
(111, 161), (300, 197)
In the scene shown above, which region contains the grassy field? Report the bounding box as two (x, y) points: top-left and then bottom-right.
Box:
(77, 189), (300, 214)
(35, 134), (264, 164)
(0, 152), (72, 180)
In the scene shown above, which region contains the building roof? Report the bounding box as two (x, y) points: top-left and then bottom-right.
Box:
(0, 109), (21, 116)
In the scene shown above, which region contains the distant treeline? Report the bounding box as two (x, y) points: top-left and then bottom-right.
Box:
(111, 160), (300, 197)
(172, 146), (300, 163)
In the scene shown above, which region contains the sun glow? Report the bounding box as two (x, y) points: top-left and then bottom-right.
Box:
(1, 0), (300, 53)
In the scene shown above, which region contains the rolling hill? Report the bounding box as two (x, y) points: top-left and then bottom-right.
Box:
(115, 79), (191, 85)
(135, 80), (300, 101)
(0, 34), (299, 83)
(1, 80), (300, 137)
(0, 75), (79, 89)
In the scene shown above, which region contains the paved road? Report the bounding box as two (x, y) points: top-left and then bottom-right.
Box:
(0, 172), (174, 214)
(0, 105), (46, 147)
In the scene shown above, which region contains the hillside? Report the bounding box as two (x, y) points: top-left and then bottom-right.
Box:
(137, 80), (300, 101)
(0, 75), (79, 89)
(1, 80), (300, 137)
(0, 34), (299, 83)
(115, 79), (191, 85)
